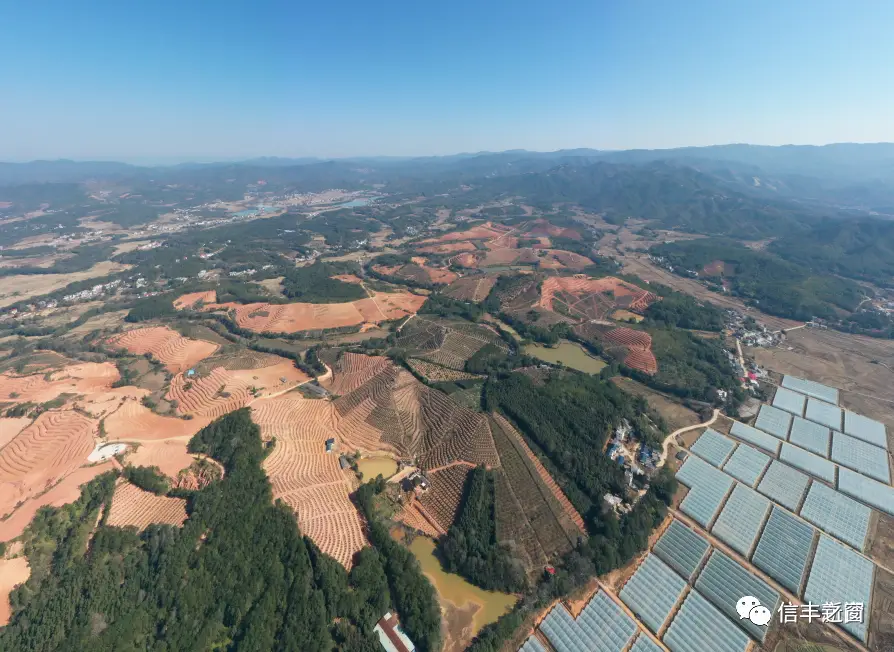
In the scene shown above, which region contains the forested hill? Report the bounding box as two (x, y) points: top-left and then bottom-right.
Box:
(0, 410), (436, 652)
(769, 219), (894, 287)
(650, 238), (894, 336)
(469, 161), (823, 238)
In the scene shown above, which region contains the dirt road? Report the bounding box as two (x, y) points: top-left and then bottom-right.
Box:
(658, 408), (720, 468)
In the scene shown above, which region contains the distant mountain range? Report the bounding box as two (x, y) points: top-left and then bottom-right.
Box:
(4, 143), (894, 223)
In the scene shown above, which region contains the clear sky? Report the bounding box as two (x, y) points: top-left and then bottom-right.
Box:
(2, 0), (893, 161)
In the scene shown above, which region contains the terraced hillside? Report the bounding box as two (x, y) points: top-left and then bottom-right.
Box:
(107, 325), (220, 373)
(396, 316), (509, 371)
(0, 410), (97, 517)
(490, 413), (586, 564)
(196, 289), (425, 333)
(0, 361), (119, 403)
(252, 396), (366, 568)
(106, 481), (188, 529)
(328, 353), (501, 471)
(539, 276), (659, 321)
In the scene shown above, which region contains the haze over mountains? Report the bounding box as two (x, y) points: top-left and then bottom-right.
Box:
(4, 143), (894, 211)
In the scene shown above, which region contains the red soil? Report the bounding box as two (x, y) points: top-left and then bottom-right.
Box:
(0, 557), (29, 626)
(202, 291), (425, 333)
(452, 253), (480, 268)
(107, 326), (219, 373)
(103, 398), (212, 441)
(539, 276), (659, 316)
(417, 242), (477, 255)
(173, 290), (217, 309)
(125, 440), (197, 479)
(419, 222), (511, 245)
(106, 481), (188, 529)
(0, 418), (30, 450)
(0, 410), (97, 518)
(253, 396), (366, 568)
(604, 327), (658, 375)
(0, 361), (119, 404)
(0, 460), (117, 543)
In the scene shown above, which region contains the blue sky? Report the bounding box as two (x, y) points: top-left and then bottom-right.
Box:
(2, 0), (893, 161)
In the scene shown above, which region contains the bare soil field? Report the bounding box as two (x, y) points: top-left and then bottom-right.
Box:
(0, 417), (31, 449)
(173, 290), (217, 310)
(125, 440), (197, 479)
(419, 223), (512, 245)
(0, 361), (119, 404)
(0, 261), (131, 308)
(103, 397), (212, 441)
(166, 359), (309, 419)
(0, 460), (118, 543)
(0, 557), (29, 626)
(610, 377), (701, 432)
(749, 327), (894, 429)
(67, 309), (130, 335)
(418, 242), (478, 255)
(107, 326), (220, 373)
(106, 481), (188, 529)
(0, 410), (97, 517)
(201, 290), (425, 333)
(253, 396), (366, 568)
(373, 263), (459, 286)
(539, 275), (659, 320)
(869, 566), (894, 651)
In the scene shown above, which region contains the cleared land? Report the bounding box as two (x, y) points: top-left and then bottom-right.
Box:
(0, 360), (119, 404)
(106, 481), (188, 529)
(107, 326), (220, 373)
(0, 557), (29, 626)
(611, 376), (702, 432)
(373, 262), (458, 286)
(0, 460), (118, 543)
(124, 440), (197, 479)
(0, 410), (97, 518)
(539, 276), (658, 320)
(196, 290), (426, 333)
(173, 289), (218, 309)
(253, 396), (367, 568)
(406, 359), (484, 383)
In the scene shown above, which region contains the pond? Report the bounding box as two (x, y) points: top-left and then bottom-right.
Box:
(356, 456), (398, 480)
(407, 536), (517, 638)
(523, 339), (607, 374)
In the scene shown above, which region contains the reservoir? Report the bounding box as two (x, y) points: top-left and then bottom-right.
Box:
(355, 456), (398, 480)
(407, 536), (517, 637)
(523, 339), (607, 374)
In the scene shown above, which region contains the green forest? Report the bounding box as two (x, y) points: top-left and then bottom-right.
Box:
(438, 467), (527, 593)
(651, 238), (880, 325)
(484, 372), (652, 521)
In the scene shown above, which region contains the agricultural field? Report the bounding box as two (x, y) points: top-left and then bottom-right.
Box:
(0, 557), (29, 626)
(0, 410), (98, 517)
(405, 359), (484, 383)
(489, 414), (586, 568)
(106, 325), (220, 373)
(749, 327), (894, 429)
(106, 481), (188, 529)
(253, 396), (366, 568)
(443, 275), (497, 302)
(396, 316), (509, 371)
(372, 262), (458, 286)
(194, 289), (425, 333)
(0, 261), (130, 309)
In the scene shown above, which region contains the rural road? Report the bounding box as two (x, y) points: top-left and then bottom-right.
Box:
(657, 408), (720, 469)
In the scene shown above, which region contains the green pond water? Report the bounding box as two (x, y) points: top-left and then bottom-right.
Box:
(523, 339), (607, 374)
